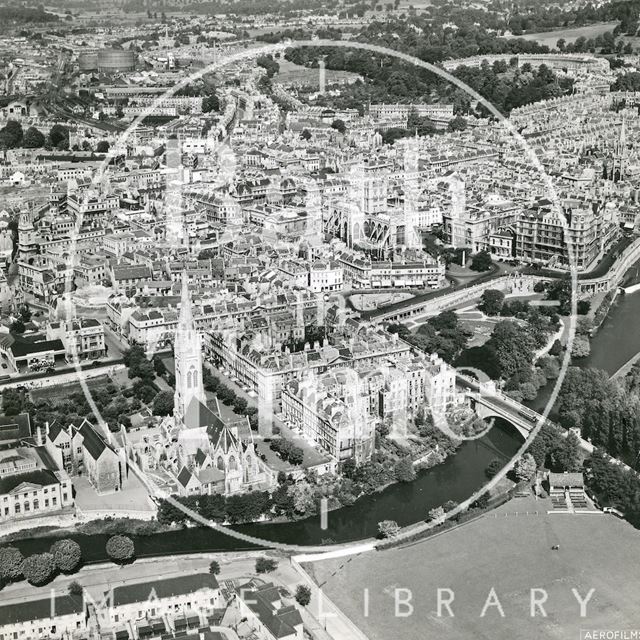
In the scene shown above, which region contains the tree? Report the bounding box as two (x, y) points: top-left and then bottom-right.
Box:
(0, 546), (24, 582)
(514, 453), (537, 482)
(331, 119), (346, 134)
(288, 446), (304, 466)
(105, 535), (135, 564)
(394, 457), (416, 482)
(233, 396), (248, 414)
(288, 481), (316, 514)
(68, 580), (83, 596)
(428, 506), (445, 523)
(124, 344), (155, 381)
(549, 431), (582, 472)
(342, 457), (356, 479)
(377, 520), (400, 538)
(0, 120), (23, 149)
(301, 129), (312, 141)
(577, 300), (591, 315)
(479, 289), (505, 316)
(10, 319), (25, 334)
(2, 389), (24, 416)
(549, 339), (563, 356)
(152, 390), (174, 416)
(50, 539), (82, 573)
(202, 94), (220, 113)
(22, 126), (45, 148)
(539, 356), (560, 379)
(488, 320), (536, 379)
(520, 382), (538, 400)
(21, 553), (56, 585)
(255, 557), (278, 573)
(256, 54), (279, 77)
(571, 336), (591, 359)
(49, 124), (69, 150)
(447, 115), (467, 132)
(470, 251), (493, 272)
(295, 584), (312, 606)
(485, 458), (503, 478)
(209, 560), (220, 575)
(153, 355), (166, 377)
(96, 140), (110, 153)
(18, 304), (31, 323)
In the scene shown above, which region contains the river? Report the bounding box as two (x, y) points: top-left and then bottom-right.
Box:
(528, 284), (640, 414)
(9, 421), (521, 559)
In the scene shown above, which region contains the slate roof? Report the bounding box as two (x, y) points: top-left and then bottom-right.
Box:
(238, 582), (303, 639)
(0, 469), (61, 495)
(184, 397), (223, 433)
(111, 573), (218, 607)
(177, 466), (193, 488)
(0, 595), (83, 625)
(9, 338), (64, 358)
(78, 421), (115, 461)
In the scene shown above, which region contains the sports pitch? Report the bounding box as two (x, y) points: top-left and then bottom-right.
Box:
(307, 497), (640, 640)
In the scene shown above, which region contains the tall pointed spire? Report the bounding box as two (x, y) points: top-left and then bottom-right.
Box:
(174, 270), (205, 427)
(178, 269), (193, 332)
(620, 116), (627, 156)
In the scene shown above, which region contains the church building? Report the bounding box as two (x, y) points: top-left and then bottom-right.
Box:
(172, 273), (273, 496)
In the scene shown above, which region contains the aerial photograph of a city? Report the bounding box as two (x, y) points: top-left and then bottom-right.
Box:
(3, 0), (640, 638)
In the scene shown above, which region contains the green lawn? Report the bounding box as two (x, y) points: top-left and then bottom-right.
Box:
(30, 375), (113, 402)
(518, 21), (619, 47)
(307, 497), (640, 639)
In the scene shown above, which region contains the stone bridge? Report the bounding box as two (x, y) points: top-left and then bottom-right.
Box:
(457, 373), (555, 440)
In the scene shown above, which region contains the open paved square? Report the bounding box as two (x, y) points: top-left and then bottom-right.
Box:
(306, 497), (640, 640)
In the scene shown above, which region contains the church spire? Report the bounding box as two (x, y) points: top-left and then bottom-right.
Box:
(174, 271), (205, 427)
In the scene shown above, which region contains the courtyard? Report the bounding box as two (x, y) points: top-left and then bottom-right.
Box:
(306, 496), (640, 640)
(73, 473), (155, 516)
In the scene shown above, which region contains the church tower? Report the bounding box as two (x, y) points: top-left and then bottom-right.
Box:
(165, 137), (186, 247)
(17, 213), (37, 262)
(605, 116), (628, 183)
(347, 162), (365, 248)
(403, 138), (422, 250)
(174, 272), (205, 426)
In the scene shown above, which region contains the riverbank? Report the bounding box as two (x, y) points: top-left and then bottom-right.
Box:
(3, 422), (522, 556)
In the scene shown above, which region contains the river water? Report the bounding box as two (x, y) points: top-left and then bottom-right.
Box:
(10, 422), (520, 558)
(528, 286), (640, 414)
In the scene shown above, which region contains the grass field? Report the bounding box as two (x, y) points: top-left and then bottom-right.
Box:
(307, 496), (640, 639)
(518, 22), (619, 47)
(275, 59), (361, 88)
